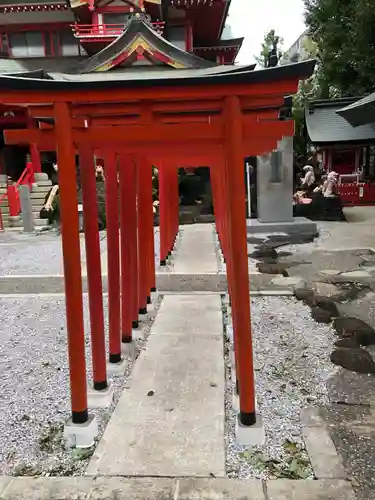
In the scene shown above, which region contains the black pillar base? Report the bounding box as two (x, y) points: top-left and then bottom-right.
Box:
(146, 295), (151, 304)
(93, 380), (108, 391)
(240, 411), (256, 426)
(160, 259), (167, 266)
(122, 336), (132, 344)
(132, 320), (139, 329)
(139, 307), (147, 315)
(151, 287), (157, 292)
(109, 352), (121, 364)
(72, 409), (89, 424)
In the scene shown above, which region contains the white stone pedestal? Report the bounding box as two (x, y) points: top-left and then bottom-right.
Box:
(107, 358), (127, 375)
(64, 415), (98, 449)
(121, 341), (135, 361)
(88, 384), (114, 408)
(235, 413), (265, 446)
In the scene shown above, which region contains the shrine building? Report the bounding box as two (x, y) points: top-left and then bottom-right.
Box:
(305, 97), (375, 206)
(0, 0), (244, 179)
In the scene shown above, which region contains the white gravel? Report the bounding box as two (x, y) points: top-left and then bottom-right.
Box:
(0, 230), (161, 276)
(0, 293), (161, 476)
(224, 295), (338, 479)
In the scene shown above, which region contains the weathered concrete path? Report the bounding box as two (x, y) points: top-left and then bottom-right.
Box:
(173, 225), (218, 274)
(87, 224), (225, 477)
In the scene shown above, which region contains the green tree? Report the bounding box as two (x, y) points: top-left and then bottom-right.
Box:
(256, 29), (284, 68)
(305, 0), (375, 96)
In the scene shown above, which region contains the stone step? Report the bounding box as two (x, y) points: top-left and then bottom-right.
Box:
(30, 204), (45, 212)
(31, 185), (52, 193)
(30, 192), (48, 200)
(9, 218), (50, 228)
(36, 180), (53, 187)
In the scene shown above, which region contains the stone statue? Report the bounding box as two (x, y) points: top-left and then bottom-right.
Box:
(322, 171), (338, 198)
(300, 165), (315, 189)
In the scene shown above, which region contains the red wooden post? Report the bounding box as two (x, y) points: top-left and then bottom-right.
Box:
(148, 165), (157, 293)
(104, 150), (122, 364)
(131, 159), (140, 328)
(136, 158), (148, 314)
(165, 163), (173, 256)
(79, 146), (108, 390)
(7, 185), (20, 216)
(172, 166), (179, 247)
(224, 95), (256, 426)
(159, 163), (169, 265)
(54, 101), (88, 424)
(119, 153), (135, 343)
(144, 159), (156, 298)
(30, 144), (42, 173)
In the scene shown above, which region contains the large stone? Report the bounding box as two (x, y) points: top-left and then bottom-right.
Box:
(320, 270), (341, 276)
(271, 276), (303, 287)
(330, 348), (375, 374)
(294, 287), (315, 306)
(314, 296), (339, 317)
(334, 338), (359, 349)
(250, 247), (278, 260)
(314, 282), (343, 301)
(341, 270), (371, 279)
(311, 306), (333, 324)
(257, 262), (288, 276)
(333, 317), (375, 346)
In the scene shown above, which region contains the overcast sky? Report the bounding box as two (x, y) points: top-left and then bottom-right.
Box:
(227, 0), (306, 64)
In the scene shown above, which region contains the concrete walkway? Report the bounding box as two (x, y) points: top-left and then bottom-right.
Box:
(87, 224), (225, 477)
(173, 225), (218, 274)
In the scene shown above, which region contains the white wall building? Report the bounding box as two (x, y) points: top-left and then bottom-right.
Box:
(282, 30), (310, 64)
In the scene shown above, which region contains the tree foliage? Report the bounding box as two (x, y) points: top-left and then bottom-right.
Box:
(305, 0), (375, 96)
(256, 29), (284, 68)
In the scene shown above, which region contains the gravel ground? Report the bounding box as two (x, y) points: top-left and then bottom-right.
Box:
(224, 296), (338, 479)
(0, 230), (160, 276)
(0, 293), (161, 476)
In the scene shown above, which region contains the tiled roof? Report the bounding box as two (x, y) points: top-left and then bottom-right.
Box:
(0, 59), (316, 92)
(336, 92), (375, 128)
(305, 99), (375, 144)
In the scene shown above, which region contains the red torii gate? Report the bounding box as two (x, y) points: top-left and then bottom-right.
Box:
(0, 61), (314, 436)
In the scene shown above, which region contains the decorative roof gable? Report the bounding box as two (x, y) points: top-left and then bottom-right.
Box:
(67, 13), (215, 73)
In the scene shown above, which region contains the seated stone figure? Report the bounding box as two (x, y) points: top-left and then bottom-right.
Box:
(300, 165), (315, 191)
(322, 171), (338, 198)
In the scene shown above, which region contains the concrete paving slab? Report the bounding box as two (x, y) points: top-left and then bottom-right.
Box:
(87, 295), (225, 477)
(178, 478), (265, 499)
(266, 479), (355, 500)
(302, 426), (346, 479)
(173, 225), (218, 274)
(1, 477), (92, 500)
(320, 403), (375, 500)
(89, 477), (176, 500)
(151, 294), (223, 336)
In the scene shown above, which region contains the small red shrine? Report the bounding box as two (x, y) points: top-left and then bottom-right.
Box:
(305, 97), (375, 205)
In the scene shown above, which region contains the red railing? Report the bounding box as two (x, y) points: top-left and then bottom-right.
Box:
(0, 162), (35, 231)
(71, 21), (165, 40)
(338, 182), (375, 206)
